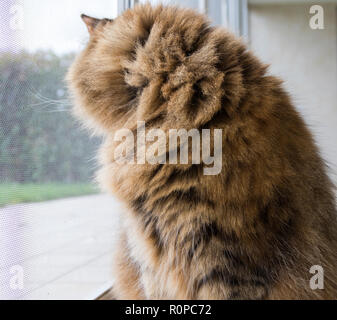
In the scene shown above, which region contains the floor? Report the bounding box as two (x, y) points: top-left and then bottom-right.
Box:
(0, 194), (121, 300)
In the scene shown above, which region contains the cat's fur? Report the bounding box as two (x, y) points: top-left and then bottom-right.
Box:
(67, 4), (337, 299)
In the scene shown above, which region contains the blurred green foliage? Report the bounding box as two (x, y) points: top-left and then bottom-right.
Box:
(0, 183), (99, 207)
(0, 51), (100, 183)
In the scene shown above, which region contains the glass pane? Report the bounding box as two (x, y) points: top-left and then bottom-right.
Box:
(0, 0), (119, 300)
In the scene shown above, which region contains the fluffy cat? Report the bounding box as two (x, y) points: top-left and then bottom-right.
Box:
(67, 4), (337, 299)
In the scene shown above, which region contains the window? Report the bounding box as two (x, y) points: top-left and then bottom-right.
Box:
(134, 0), (249, 37)
(0, 0), (120, 300)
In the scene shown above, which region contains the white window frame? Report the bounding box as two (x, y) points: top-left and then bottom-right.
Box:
(198, 0), (208, 14)
(118, 0), (139, 14)
(118, 0), (249, 38)
(225, 0), (249, 38)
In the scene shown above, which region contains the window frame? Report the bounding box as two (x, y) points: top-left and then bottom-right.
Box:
(119, 0), (249, 38)
(118, 0), (139, 14)
(226, 0), (249, 38)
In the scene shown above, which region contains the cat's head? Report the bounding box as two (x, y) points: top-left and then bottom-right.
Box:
(67, 4), (243, 135)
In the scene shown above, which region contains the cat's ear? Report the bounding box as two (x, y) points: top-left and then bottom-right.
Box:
(81, 14), (102, 35)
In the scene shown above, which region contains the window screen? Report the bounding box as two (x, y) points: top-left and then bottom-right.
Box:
(0, 0), (120, 300)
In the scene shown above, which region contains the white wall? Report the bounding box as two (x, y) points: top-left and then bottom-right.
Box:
(249, 3), (337, 182)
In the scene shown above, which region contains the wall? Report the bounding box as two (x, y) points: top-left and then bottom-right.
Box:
(249, 3), (337, 182)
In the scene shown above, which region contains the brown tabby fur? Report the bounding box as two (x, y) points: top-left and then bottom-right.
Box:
(67, 4), (337, 299)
